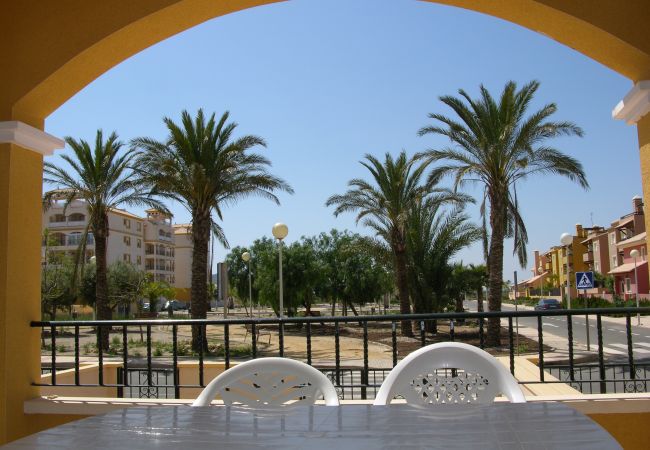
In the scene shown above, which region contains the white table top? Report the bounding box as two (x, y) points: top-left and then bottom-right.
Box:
(5, 403), (620, 449)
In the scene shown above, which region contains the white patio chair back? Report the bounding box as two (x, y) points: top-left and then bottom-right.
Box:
(374, 342), (526, 405)
(192, 357), (340, 407)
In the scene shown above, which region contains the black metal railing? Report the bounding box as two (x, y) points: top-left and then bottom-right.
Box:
(33, 307), (650, 400)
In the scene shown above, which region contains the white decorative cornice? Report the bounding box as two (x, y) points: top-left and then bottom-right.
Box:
(0, 121), (64, 155)
(612, 81), (650, 125)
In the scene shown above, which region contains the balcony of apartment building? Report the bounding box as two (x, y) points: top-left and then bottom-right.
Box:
(157, 229), (174, 242)
(46, 213), (87, 229)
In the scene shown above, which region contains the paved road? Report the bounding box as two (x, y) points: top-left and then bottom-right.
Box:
(465, 300), (650, 362)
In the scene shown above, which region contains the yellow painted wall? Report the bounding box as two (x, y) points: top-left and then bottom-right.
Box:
(2, 0), (650, 444)
(589, 412), (650, 450)
(174, 288), (191, 302)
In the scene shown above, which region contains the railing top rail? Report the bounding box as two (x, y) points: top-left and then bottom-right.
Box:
(31, 307), (650, 327)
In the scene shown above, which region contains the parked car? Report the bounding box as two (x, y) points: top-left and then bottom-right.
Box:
(163, 300), (188, 311)
(534, 298), (562, 310)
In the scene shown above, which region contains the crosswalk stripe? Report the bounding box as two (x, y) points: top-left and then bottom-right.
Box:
(635, 342), (650, 349)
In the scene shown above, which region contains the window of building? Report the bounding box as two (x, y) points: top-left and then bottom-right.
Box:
(123, 236), (131, 246)
(123, 218), (131, 229)
(593, 241), (599, 252)
(610, 232), (616, 244)
(612, 256), (617, 268)
(642, 247), (647, 261)
(68, 213), (85, 222)
(595, 262), (600, 272)
(50, 214), (66, 223)
(137, 239), (141, 248)
(123, 254), (131, 263)
(626, 277), (632, 293)
(137, 222), (142, 231)
(137, 255), (141, 265)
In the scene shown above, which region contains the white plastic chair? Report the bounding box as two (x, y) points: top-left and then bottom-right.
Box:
(374, 342), (526, 405)
(192, 357), (340, 407)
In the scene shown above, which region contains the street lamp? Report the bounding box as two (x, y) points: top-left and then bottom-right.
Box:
(560, 233), (573, 310)
(272, 223), (288, 318)
(631, 248), (641, 325)
(242, 251), (253, 318)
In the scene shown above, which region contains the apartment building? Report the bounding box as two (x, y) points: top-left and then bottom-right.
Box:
(173, 224), (192, 302)
(42, 197), (178, 286)
(607, 196), (648, 299)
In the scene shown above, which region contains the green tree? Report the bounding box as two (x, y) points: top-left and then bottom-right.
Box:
(338, 237), (392, 315)
(226, 245), (259, 315)
(406, 200), (481, 317)
(468, 264), (488, 312)
(41, 230), (77, 320)
(80, 261), (148, 315)
(142, 280), (175, 313)
(132, 109), (293, 350)
(326, 152), (429, 336)
(418, 81), (588, 345)
(43, 130), (164, 349)
(304, 230), (350, 315)
(327, 152), (461, 335)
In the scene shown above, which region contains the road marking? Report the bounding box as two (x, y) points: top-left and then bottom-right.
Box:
(610, 343), (650, 354)
(543, 323), (559, 328)
(636, 342), (650, 349)
(632, 333), (640, 336)
(601, 346), (628, 355)
(644, 336), (650, 339)
(607, 328), (617, 332)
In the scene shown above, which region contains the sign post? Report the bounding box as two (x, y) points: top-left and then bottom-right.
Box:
(576, 272), (594, 351)
(514, 271), (519, 356)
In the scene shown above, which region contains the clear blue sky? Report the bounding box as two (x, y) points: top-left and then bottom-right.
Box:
(44, 0), (641, 283)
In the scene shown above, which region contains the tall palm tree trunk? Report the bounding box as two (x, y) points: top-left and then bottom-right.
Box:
(394, 247), (413, 336)
(94, 218), (111, 351)
(486, 196), (505, 347)
(191, 212), (210, 352)
(477, 285), (484, 313)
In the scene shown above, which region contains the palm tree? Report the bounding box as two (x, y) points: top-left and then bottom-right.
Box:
(466, 263), (488, 312)
(326, 151), (436, 336)
(407, 198), (481, 320)
(418, 80), (588, 345)
(132, 109), (293, 351)
(43, 130), (164, 350)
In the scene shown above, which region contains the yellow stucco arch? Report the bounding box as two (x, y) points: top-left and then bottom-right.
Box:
(3, 0), (650, 125)
(1, 0), (650, 445)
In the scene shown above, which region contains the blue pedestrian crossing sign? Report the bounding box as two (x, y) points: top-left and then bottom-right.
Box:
(575, 271), (594, 289)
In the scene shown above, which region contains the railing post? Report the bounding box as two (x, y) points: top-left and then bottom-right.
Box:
(508, 317), (515, 376)
(597, 314), (606, 393)
(362, 322), (368, 400)
(567, 315), (575, 382)
(537, 316), (544, 382)
(420, 321), (426, 347)
(172, 325), (179, 399)
(306, 322), (312, 366)
(146, 325), (152, 388)
(251, 323), (257, 359)
(335, 322), (341, 386)
(626, 314), (636, 392)
(391, 321), (397, 367)
(224, 324), (230, 370)
(122, 325), (128, 388)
